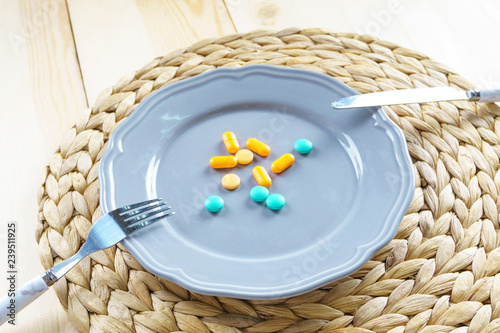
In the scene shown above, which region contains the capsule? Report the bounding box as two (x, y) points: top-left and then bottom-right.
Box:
(252, 166), (272, 187)
(246, 138), (271, 157)
(222, 132), (239, 154)
(210, 156), (237, 169)
(271, 153), (295, 173)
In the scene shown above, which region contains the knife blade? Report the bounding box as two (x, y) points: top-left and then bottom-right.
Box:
(331, 87), (500, 109)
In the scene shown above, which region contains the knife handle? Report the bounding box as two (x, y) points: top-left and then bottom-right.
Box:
(477, 88), (500, 103)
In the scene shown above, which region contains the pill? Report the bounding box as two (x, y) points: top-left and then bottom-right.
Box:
(222, 131), (239, 154)
(246, 138), (271, 156)
(210, 156), (237, 169)
(271, 153), (295, 174)
(250, 186), (269, 202)
(222, 174), (240, 190)
(295, 139), (313, 154)
(266, 194), (285, 210)
(252, 166), (272, 187)
(235, 149), (254, 165)
(205, 196), (224, 213)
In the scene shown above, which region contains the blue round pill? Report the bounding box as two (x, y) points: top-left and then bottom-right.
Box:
(250, 186), (269, 203)
(266, 194), (285, 210)
(205, 195), (224, 212)
(295, 139), (313, 154)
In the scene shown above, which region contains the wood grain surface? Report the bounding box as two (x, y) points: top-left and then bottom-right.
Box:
(0, 0), (499, 332)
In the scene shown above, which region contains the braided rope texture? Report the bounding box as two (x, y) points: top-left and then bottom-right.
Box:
(37, 28), (500, 333)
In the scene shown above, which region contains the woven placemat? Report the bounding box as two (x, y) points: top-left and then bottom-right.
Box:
(36, 28), (500, 333)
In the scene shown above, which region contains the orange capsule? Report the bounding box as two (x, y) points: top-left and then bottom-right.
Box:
(246, 138), (271, 156)
(271, 153), (295, 174)
(252, 166), (272, 188)
(222, 132), (239, 154)
(210, 156), (237, 169)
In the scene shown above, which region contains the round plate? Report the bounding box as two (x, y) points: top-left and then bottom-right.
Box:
(99, 64), (415, 299)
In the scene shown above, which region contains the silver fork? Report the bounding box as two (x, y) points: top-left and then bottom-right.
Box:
(0, 198), (173, 325)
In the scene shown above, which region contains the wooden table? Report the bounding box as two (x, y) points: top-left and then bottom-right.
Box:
(1, 1), (499, 331)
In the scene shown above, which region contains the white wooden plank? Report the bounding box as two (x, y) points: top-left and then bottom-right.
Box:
(68, 0), (236, 105)
(0, 0), (87, 332)
(226, 0), (500, 87)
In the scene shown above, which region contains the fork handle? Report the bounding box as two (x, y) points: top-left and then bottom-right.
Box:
(0, 254), (80, 326)
(0, 274), (49, 325)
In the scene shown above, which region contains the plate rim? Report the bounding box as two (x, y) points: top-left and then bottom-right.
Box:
(98, 64), (415, 299)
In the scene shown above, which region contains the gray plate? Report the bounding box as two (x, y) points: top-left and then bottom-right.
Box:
(99, 65), (415, 299)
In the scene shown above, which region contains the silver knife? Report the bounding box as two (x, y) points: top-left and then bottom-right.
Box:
(331, 87), (500, 109)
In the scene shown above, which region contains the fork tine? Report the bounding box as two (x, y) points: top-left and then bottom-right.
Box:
(117, 198), (162, 214)
(121, 201), (168, 218)
(127, 212), (175, 233)
(125, 206), (172, 224)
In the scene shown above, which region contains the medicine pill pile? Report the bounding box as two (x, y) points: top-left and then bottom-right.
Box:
(205, 132), (313, 213)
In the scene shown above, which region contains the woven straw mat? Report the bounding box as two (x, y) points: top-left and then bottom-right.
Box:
(36, 28), (500, 333)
